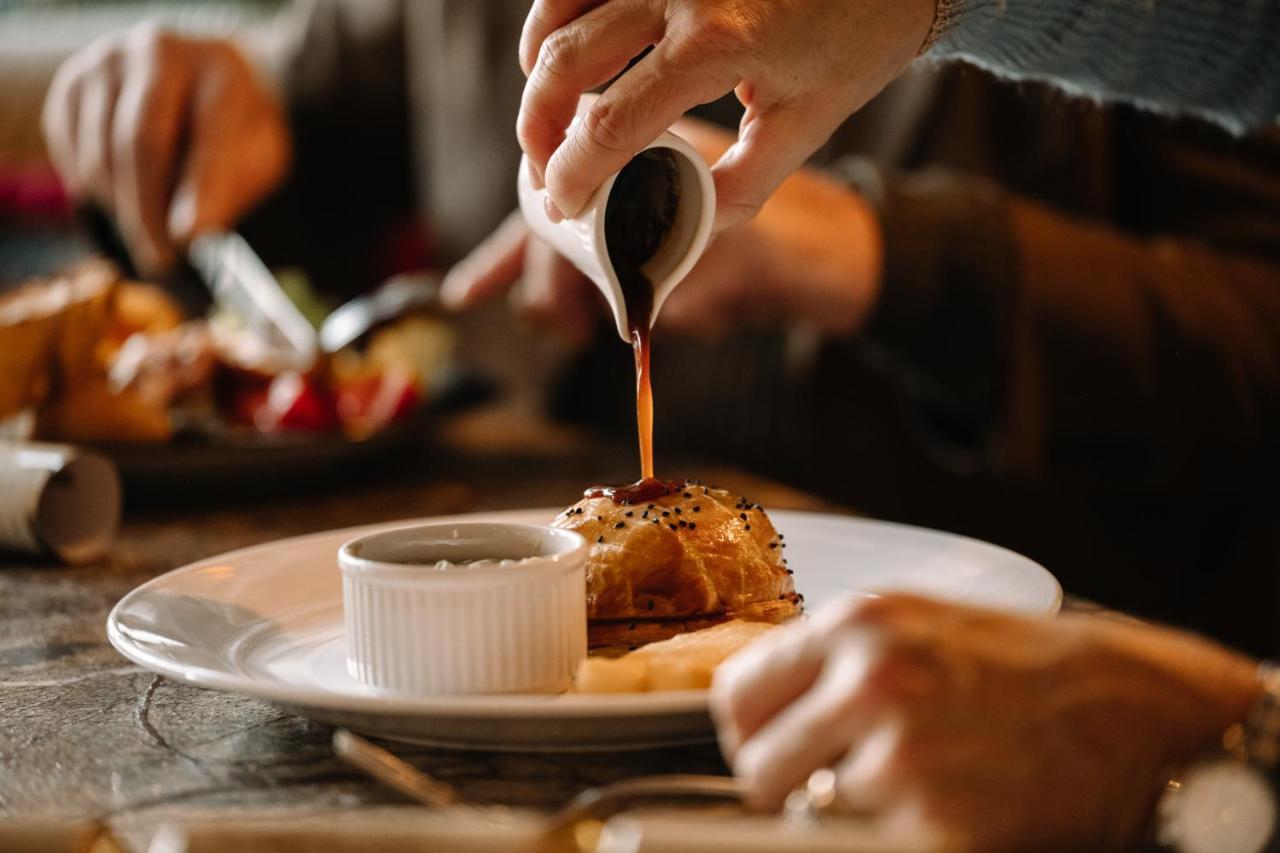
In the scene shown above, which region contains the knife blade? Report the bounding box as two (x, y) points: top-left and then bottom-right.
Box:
(187, 231), (318, 370)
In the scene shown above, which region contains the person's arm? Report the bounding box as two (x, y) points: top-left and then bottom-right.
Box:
(242, 0), (417, 296)
(841, 159), (1280, 495)
(929, 0), (1280, 134)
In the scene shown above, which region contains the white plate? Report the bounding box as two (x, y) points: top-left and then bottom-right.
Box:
(107, 509), (1060, 751)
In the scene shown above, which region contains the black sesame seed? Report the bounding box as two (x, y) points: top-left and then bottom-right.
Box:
(745, 524), (751, 531)
(778, 534), (785, 539)
(662, 511), (670, 517)
(688, 522), (697, 530)
(652, 518), (659, 524)
(739, 513), (747, 521)
(625, 511), (634, 517)
(596, 515), (603, 521)
(647, 504), (655, 509)
(693, 506), (701, 512)
(669, 523), (677, 531)
(597, 535), (604, 543)
(779, 594), (786, 600)
(642, 511), (649, 518)
(769, 542), (778, 549)
(674, 507), (682, 514)
(678, 520), (688, 527)
(683, 492), (692, 498)
(615, 522), (626, 529)
(785, 569), (794, 575)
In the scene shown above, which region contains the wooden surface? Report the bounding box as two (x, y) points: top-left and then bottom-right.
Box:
(0, 413), (846, 850)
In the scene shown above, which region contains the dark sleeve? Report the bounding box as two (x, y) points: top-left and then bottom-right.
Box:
(841, 158), (1280, 496)
(929, 0), (1280, 133)
(240, 0), (416, 298)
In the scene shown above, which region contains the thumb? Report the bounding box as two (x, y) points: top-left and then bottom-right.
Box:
(710, 101), (838, 232)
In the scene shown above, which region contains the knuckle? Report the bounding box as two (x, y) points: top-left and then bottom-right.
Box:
(717, 195), (764, 225)
(849, 593), (919, 627)
(828, 593), (896, 628)
(536, 28), (581, 80)
(580, 98), (633, 155)
(126, 23), (179, 67)
(680, 12), (747, 61)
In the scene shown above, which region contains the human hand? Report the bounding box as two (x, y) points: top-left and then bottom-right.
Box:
(42, 24), (290, 275)
(517, 0), (934, 230)
(443, 117), (881, 340)
(711, 594), (1260, 851)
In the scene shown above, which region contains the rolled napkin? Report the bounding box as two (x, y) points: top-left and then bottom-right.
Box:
(0, 441), (121, 563)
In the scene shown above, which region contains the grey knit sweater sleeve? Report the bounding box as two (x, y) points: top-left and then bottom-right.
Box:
(929, 0), (1280, 132)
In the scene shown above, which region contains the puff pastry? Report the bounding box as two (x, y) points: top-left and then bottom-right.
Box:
(553, 482), (801, 648)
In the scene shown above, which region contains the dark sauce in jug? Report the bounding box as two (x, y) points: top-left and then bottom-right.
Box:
(584, 149), (680, 505)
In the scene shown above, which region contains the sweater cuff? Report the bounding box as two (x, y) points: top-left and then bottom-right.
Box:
(918, 0), (962, 55)
(838, 158), (1020, 472)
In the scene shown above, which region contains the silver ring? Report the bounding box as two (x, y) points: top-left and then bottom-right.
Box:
(784, 767), (840, 825)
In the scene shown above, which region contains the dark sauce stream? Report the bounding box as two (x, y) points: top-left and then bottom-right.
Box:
(584, 149), (681, 505)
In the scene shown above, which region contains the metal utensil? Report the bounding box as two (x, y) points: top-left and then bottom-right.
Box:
(188, 231), (318, 369)
(332, 729), (459, 808)
(317, 272), (442, 354)
(334, 729), (747, 829)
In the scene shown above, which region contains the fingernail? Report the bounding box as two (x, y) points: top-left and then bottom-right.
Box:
(438, 272), (463, 309)
(544, 196), (564, 224)
(526, 158), (545, 191)
(167, 185), (198, 242)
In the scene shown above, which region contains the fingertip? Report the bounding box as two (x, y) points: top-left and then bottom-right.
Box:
(731, 739), (787, 811)
(439, 263), (479, 311)
(525, 156), (545, 191)
(166, 180), (197, 244)
(544, 195), (565, 223)
(437, 273), (469, 311)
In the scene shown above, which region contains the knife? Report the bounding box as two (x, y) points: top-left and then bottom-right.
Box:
(187, 231), (319, 370)
(77, 206), (318, 369)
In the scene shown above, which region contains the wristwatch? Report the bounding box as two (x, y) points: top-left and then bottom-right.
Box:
(1156, 663), (1280, 853)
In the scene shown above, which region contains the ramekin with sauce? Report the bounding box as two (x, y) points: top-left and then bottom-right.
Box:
(338, 522), (587, 695)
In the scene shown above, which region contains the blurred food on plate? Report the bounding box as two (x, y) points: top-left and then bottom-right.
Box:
(0, 258), (454, 446)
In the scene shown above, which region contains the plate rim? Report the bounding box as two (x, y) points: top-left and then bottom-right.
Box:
(107, 507), (1061, 719)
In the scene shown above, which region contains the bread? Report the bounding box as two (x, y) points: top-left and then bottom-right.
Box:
(0, 260), (116, 419)
(552, 482), (800, 648)
(575, 619), (777, 693)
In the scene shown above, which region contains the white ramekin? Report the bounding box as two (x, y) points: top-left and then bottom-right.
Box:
(338, 522), (587, 695)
